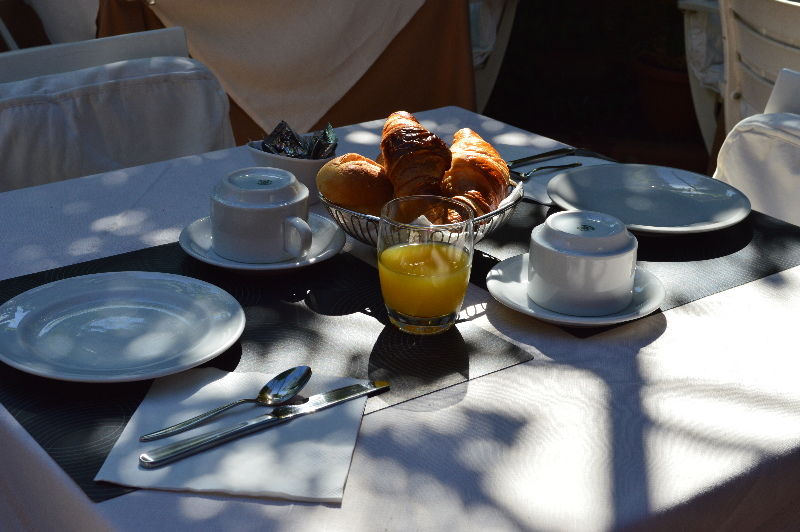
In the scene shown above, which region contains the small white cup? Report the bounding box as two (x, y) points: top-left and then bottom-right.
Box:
(246, 141), (334, 204)
(527, 210), (637, 316)
(211, 167), (313, 263)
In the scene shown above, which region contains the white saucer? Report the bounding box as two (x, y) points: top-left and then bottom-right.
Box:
(179, 213), (345, 272)
(486, 254), (665, 327)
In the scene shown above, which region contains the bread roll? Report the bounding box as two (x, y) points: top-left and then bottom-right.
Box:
(441, 128), (509, 216)
(380, 111), (451, 197)
(316, 153), (393, 216)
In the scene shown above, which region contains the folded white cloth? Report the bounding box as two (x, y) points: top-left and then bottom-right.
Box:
(714, 112), (800, 227)
(95, 368), (367, 502)
(765, 68), (800, 115)
(150, 0), (425, 133)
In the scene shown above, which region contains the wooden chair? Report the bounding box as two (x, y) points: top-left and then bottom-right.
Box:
(719, 0), (800, 134)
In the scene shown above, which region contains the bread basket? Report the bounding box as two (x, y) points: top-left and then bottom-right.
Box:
(320, 182), (524, 246)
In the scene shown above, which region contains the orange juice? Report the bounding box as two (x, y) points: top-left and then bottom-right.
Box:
(378, 242), (471, 318)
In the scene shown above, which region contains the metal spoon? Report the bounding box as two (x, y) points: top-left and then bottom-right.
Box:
(139, 365), (312, 442)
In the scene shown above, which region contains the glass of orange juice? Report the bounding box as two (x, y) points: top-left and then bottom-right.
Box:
(377, 195), (475, 335)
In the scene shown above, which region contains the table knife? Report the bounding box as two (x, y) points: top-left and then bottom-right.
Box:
(139, 380), (389, 469)
(506, 147), (616, 168)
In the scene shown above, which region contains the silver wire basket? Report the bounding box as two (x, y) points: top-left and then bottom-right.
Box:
(319, 182), (524, 247)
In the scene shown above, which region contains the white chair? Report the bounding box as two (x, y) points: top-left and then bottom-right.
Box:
(0, 27), (234, 193)
(0, 26), (189, 83)
(714, 69), (800, 225)
(718, 0), (800, 135)
(714, 112), (800, 225)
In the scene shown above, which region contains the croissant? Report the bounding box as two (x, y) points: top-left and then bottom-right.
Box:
(441, 128), (510, 217)
(380, 111), (452, 197)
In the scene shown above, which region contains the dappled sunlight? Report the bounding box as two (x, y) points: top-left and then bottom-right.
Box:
(419, 117), (461, 139)
(178, 496), (226, 520)
(62, 200), (93, 215)
(478, 117), (510, 132)
(644, 382), (800, 453)
(11, 243), (49, 263)
(140, 227), (182, 247)
(91, 210), (151, 236)
(342, 129), (381, 146)
(458, 300), (487, 322)
(99, 170), (132, 187)
(624, 195), (655, 212)
(644, 423), (758, 512)
(67, 236), (103, 256)
(492, 130), (552, 147)
(356, 362), (616, 531)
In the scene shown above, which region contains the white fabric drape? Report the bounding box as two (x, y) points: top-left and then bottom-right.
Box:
(149, 0), (424, 134)
(714, 112), (800, 226)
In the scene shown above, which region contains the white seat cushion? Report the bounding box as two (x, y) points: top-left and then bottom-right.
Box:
(0, 56), (234, 192)
(714, 112), (800, 226)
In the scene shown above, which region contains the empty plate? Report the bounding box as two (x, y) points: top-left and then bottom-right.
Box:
(546, 164), (751, 234)
(0, 271), (245, 382)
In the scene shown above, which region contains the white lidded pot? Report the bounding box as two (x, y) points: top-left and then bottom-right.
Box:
(211, 167), (312, 263)
(527, 210), (637, 316)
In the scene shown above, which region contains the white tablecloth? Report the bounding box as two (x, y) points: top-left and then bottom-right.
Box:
(2, 106), (800, 531)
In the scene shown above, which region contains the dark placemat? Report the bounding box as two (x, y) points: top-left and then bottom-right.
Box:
(0, 245), (531, 502)
(2, 205), (799, 503)
(475, 201), (800, 313)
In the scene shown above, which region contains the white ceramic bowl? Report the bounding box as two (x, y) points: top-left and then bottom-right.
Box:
(527, 210), (637, 316)
(246, 141), (334, 204)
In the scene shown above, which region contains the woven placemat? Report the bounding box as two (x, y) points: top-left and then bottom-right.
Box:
(2, 205), (799, 502)
(475, 202), (800, 326)
(0, 246), (528, 502)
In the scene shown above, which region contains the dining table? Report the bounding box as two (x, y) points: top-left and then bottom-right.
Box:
(2, 106), (800, 531)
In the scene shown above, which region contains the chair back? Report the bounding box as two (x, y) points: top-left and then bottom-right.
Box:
(0, 28), (234, 193)
(719, 0), (800, 133)
(0, 27), (188, 83)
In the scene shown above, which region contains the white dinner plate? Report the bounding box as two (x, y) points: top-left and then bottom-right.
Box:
(486, 254), (665, 327)
(179, 213), (346, 272)
(546, 164), (751, 234)
(0, 272), (245, 382)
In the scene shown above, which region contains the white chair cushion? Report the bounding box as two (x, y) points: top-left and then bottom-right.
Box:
(0, 56), (234, 192)
(714, 112), (800, 226)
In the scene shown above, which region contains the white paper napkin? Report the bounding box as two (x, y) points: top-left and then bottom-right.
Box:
(95, 368), (368, 503)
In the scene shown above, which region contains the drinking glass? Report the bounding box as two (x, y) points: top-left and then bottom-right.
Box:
(377, 195), (475, 335)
